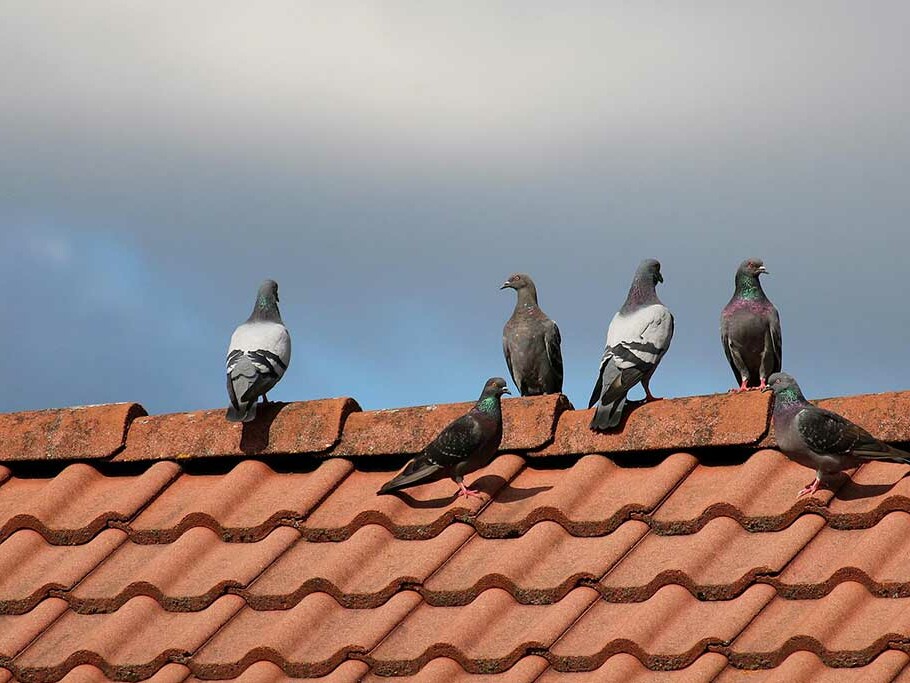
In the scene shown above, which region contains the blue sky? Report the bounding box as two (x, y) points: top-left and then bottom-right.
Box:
(2, 2), (909, 414)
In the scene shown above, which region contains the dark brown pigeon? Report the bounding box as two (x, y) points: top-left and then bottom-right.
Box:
(765, 372), (910, 498)
(588, 259), (674, 431)
(720, 258), (782, 392)
(377, 377), (511, 498)
(501, 273), (563, 396)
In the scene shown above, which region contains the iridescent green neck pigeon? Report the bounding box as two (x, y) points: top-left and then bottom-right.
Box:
(225, 279), (291, 422)
(501, 273), (563, 396)
(588, 259), (674, 431)
(765, 372), (910, 498)
(721, 258), (782, 391)
(378, 377), (511, 499)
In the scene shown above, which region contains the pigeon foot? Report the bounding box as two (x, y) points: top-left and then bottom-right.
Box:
(456, 483), (483, 499)
(729, 380), (750, 393)
(796, 477), (822, 499)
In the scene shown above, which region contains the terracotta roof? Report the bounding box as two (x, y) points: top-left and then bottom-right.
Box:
(2, 389), (910, 681)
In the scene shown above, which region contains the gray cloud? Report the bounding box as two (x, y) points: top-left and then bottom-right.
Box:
(1, 2), (909, 414)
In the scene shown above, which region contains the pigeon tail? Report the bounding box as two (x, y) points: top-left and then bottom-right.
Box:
(377, 457), (445, 495)
(856, 444), (910, 465)
(225, 401), (257, 423)
(590, 396), (626, 431)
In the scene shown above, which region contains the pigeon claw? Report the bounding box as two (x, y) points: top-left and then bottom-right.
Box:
(729, 380), (750, 393)
(456, 483), (484, 499)
(796, 477), (822, 499)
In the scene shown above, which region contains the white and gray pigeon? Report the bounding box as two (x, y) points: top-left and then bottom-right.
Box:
(588, 259), (674, 431)
(765, 372), (910, 498)
(225, 279), (291, 423)
(720, 258), (782, 391)
(501, 273), (563, 396)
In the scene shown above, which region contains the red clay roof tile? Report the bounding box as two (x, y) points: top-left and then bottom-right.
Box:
(59, 663), (192, 683)
(0, 529), (127, 614)
(4, 389), (910, 680)
(777, 511), (910, 598)
(15, 595), (244, 681)
(550, 584), (776, 670)
(129, 458), (352, 543)
(364, 655), (550, 681)
(538, 652), (729, 681)
(715, 650), (910, 682)
(473, 452), (697, 537)
(247, 523), (473, 610)
(0, 461), (180, 544)
(370, 587), (599, 676)
(424, 520), (648, 605)
(194, 591), (421, 679)
(600, 514), (825, 601)
(647, 449), (838, 534)
(69, 526), (299, 613)
(540, 391), (771, 456)
(332, 394), (570, 457)
(0, 403), (146, 462)
(728, 581), (910, 668)
(302, 454), (526, 541)
(0, 598), (68, 662)
(116, 398), (360, 462)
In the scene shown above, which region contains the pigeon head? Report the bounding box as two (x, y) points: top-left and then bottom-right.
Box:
(482, 377), (511, 397)
(500, 273), (533, 291)
(621, 259), (664, 313)
(250, 279), (282, 322)
(762, 372), (806, 403)
(738, 259), (768, 278)
(501, 272), (540, 307)
(638, 259), (664, 285)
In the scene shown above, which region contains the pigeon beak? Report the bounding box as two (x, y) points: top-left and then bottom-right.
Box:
(758, 266), (769, 275)
(761, 385), (772, 393)
(502, 388), (512, 395)
(500, 282), (512, 290)
(657, 273), (664, 283)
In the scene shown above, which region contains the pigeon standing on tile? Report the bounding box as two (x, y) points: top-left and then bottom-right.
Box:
(720, 258), (782, 392)
(377, 377), (511, 499)
(588, 259), (674, 432)
(765, 372), (910, 498)
(225, 279), (292, 423)
(501, 273), (563, 396)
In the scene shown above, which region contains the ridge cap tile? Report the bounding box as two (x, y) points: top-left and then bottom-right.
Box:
(116, 397), (360, 462)
(332, 393), (571, 458)
(540, 390), (772, 457)
(0, 403), (147, 463)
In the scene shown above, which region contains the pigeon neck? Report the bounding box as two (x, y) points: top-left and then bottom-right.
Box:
(513, 284), (540, 312)
(773, 387), (806, 410)
(734, 273), (767, 302)
(621, 276), (660, 313)
(249, 296), (282, 323)
(475, 394), (502, 417)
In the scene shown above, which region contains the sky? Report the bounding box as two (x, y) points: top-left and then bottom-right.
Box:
(1, 2), (909, 415)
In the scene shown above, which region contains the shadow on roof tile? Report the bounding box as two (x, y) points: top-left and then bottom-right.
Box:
(715, 650), (910, 682)
(0, 462), (181, 544)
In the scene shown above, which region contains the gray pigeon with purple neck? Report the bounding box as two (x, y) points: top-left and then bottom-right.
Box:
(225, 279), (291, 422)
(721, 258), (782, 392)
(501, 273), (563, 396)
(377, 377), (511, 499)
(588, 259), (674, 431)
(765, 372), (910, 498)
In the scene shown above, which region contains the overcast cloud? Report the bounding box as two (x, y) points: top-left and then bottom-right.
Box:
(1, 2), (908, 414)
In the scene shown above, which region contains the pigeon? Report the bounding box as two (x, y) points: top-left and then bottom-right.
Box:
(764, 372), (910, 498)
(225, 279), (291, 423)
(377, 377), (511, 498)
(720, 258), (782, 391)
(501, 273), (563, 396)
(588, 259), (674, 431)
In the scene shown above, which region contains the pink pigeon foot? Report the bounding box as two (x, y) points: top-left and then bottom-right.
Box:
(456, 482), (483, 499)
(796, 477), (822, 499)
(755, 378), (767, 391)
(729, 380), (750, 393)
